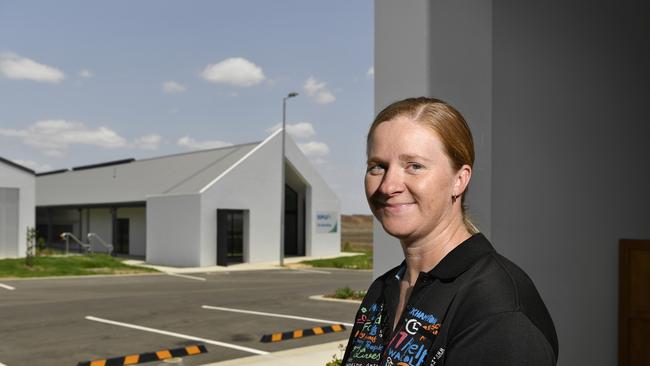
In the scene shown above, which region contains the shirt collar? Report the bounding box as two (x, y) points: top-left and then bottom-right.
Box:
(385, 233), (495, 283)
(427, 233), (494, 281)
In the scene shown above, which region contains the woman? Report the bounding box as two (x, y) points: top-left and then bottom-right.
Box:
(342, 97), (558, 366)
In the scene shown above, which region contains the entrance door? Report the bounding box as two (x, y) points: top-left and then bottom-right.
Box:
(284, 185), (299, 256)
(619, 239), (650, 366)
(115, 218), (129, 254)
(217, 210), (244, 266)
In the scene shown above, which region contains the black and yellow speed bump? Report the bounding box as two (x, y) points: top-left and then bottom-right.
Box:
(260, 324), (346, 343)
(77, 344), (207, 366)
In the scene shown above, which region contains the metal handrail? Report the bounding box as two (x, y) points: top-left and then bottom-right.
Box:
(60, 232), (92, 254)
(87, 233), (114, 255)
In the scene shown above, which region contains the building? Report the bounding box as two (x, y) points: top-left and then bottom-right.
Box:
(0, 157), (35, 258)
(373, 1), (650, 366)
(35, 129), (341, 267)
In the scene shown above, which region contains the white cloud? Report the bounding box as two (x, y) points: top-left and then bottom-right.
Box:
(79, 69), (93, 78)
(0, 52), (65, 83)
(367, 66), (374, 78)
(177, 136), (232, 150)
(0, 120), (159, 156)
(43, 149), (65, 157)
(200, 57), (265, 87)
(266, 122), (316, 139)
(132, 134), (162, 150)
(162, 81), (187, 93)
(12, 159), (52, 172)
(303, 76), (336, 104)
(298, 141), (330, 157)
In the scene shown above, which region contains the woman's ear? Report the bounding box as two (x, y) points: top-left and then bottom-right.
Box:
(453, 164), (472, 197)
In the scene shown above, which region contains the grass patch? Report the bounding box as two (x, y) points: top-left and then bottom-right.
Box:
(300, 252), (372, 270)
(0, 254), (158, 278)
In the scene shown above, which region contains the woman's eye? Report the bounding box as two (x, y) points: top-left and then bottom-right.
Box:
(407, 163), (424, 172)
(367, 165), (385, 175)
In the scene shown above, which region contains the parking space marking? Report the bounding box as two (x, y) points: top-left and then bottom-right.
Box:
(85, 316), (268, 355)
(201, 305), (354, 327)
(164, 272), (206, 281)
(0, 283), (15, 290)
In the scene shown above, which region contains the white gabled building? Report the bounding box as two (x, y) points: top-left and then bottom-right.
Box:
(0, 157), (35, 258)
(35, 130), (341, 267)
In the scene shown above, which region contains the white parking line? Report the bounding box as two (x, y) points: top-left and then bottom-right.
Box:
(165, 272), (206, 281)
(201, 305), (354, 327)
(0, 361), (7, 365)
(0, 283), (15, 290)
(86, 316), (268, 355)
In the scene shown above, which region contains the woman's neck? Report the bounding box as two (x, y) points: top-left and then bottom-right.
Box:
(400, 217), (471, 285)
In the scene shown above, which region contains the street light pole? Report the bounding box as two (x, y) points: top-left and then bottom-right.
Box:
(280, 92), (298, 266)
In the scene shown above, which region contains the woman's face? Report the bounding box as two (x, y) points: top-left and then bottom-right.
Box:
(365, 116), (464, 242)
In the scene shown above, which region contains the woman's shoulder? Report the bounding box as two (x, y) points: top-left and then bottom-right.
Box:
(453, 250), (548, 316)
(450, 249), (558, 355)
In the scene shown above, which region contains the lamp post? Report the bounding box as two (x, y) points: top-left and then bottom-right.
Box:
(280, 92), (298, 266)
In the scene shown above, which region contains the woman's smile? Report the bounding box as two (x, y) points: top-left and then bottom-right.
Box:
(375, 201), (416, 214)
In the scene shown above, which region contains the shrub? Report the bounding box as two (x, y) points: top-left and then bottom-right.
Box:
(334, 286), (367, 300)
(335, 286), (354, 299)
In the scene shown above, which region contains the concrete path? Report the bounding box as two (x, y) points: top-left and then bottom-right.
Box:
(122, 252), (363, 274)
(201, 340), (347, 366)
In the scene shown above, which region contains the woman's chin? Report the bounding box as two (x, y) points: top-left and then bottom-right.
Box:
(379, 221), (415, 240)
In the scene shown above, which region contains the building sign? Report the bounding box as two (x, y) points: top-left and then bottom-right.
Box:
(316, 211), (338, 233)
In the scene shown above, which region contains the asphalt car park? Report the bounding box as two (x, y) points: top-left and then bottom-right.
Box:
(0, 268), (372, 366)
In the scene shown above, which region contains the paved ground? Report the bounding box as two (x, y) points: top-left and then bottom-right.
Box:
(0, 268), (372, 366)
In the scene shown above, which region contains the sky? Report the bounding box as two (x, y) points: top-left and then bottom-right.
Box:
(0, 0), (374, 214)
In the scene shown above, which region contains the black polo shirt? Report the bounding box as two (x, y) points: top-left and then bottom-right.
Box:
(342, 233), (558, 366)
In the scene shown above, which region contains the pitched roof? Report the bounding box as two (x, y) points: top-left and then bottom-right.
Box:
(0, 156), (36, 175)
(36, 141), (260, 206)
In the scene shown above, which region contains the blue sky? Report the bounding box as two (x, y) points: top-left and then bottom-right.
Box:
(0, 0), (374, 214)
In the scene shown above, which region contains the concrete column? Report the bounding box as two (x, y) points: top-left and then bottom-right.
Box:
(374, 0), (493, 277)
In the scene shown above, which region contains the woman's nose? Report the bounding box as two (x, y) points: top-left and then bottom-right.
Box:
(377, 167), (404, 196)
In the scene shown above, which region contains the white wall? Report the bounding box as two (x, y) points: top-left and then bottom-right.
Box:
(146, 193), (201, 266)
(117, 207), (146, 256)
(0, 163), (35, 258)
(199, 133), (283, 265)
(87, 208), (112, 253)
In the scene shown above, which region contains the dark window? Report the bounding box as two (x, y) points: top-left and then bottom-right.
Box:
(217, 210), (244, 265)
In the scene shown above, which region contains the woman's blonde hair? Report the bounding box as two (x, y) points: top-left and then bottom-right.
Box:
(367, 97), (479, 234)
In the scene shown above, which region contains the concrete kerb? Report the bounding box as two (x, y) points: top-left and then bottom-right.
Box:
(123, 252), (363, 275)
(198, 340), (347, 366)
